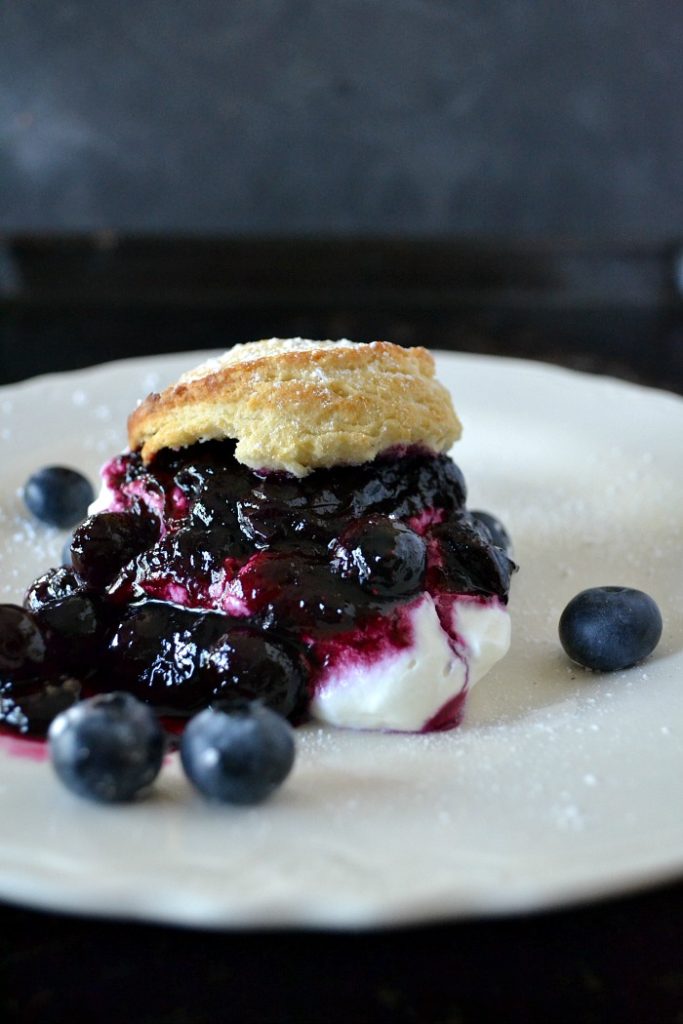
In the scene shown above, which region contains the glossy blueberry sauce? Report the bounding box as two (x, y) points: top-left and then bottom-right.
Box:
(2, 441), (515, 741)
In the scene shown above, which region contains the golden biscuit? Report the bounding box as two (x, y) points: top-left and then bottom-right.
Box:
(128, 338), (461, 476)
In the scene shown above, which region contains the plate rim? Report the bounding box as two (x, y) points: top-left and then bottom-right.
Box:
(3, 347), (682, 408)
(0, 348), (681, 929)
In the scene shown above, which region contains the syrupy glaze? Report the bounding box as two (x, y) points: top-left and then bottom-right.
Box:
(421, 689), (469, 732)
(4, 441), (515, 740)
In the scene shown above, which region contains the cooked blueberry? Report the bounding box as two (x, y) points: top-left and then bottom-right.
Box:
(180, 701), (295, 804)
(206, 629), (306, 718)
(470, 510), (513, 556)
(352, 453), (466, 518)
(24, 566), (84, 614)
(71, 511), (160, 588)
(34, 593), (101, 672)
(107, 602), (230, 714)
(334, 516), (427, 598)
(237, 501), (291, 546)
(108, 602), (201, 708)
(173, 525), (246, 569)
(169, 440), (239, 486)
(239, 552), (360, 631)
(118, 525), (245, 595)
(301, 484), (342, 519)
(409, 456), (466, 512)
(250, 475), (309, 511)
(48, 692), (166, 802)
(559, 586), (663, 672)
(174, 464), (214, 502)
(189, 472), (249, 529)
(0, 604), (46, 680)
(1, 676), (81, 736)
(237, 500), (332, 548)
(430, 515), (515, 600)
(23, 467), (95, 529)
(114, 450), (147, 484)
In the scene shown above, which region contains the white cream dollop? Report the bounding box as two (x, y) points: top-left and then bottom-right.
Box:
(88, 481), (116, 516)
(309, 594), (511, 732)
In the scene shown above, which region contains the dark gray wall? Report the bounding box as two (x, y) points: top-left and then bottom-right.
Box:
(1, 1), (682, 239)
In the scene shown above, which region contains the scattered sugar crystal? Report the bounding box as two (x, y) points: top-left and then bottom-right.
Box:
(552, 803), (585, 831)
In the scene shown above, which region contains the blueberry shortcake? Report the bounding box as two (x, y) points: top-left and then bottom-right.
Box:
(17, 339), (516, 735)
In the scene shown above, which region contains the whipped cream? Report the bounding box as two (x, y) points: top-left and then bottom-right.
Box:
(89, 481), (118, 516)
(309, 594), (510, 732)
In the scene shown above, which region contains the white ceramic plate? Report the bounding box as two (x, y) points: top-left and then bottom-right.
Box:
(0, 351), (681, 929)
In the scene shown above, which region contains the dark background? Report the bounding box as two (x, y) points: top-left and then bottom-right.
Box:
(2, 3), (683, 1023)
(1, 2), (683, 391)
(2, 0), (683, 239)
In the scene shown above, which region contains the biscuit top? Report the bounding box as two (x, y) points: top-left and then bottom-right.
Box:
(128, 338), (462, 476)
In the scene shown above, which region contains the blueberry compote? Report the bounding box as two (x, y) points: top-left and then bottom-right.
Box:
(4, 442), (515, 738)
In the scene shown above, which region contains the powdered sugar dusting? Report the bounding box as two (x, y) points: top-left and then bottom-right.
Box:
(0, 367), (132, 600)
(179, 338), (362, 384)
(0, 489), (63, 598)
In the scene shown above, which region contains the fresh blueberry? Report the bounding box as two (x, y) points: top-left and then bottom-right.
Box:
(559, 586), (663, 672)
(71, 511), (160, 588)
(23, 467), (95, 529)
(206, 629), (306, 719)
(334, 516), (427, 598)
(470, 510), (513, 556)
(180, 701), (295, 805)
(48, 692), (166, 802)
